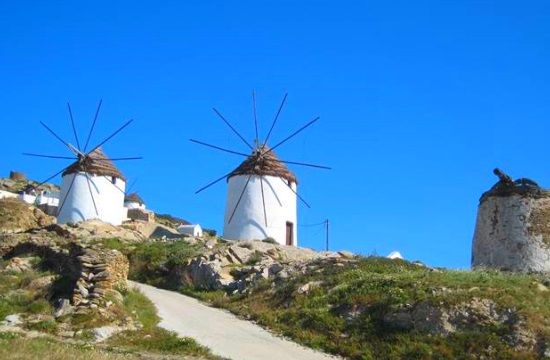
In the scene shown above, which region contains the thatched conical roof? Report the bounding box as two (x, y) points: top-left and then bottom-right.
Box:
(228, 145), (298, 184)
(63, 147), (126, 181)
(125, 192), (144, 205)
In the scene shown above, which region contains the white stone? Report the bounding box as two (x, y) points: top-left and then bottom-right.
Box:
(4, 314), (22, 326)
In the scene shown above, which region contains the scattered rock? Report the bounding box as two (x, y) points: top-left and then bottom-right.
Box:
(54, 299), (74, 319)
(92, 325), (122, 342)
(296, 281), (324, 295)
(3, 314), (22, 326)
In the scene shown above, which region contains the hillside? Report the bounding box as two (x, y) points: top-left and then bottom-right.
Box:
(0, 197), (220, 359)
(0, 196), (550, 359)
(0, 177), (60, 194)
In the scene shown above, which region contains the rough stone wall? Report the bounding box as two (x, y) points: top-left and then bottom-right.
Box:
(472, 195), (550, 272)
(0, 235), (129, 308)
(127, 208), (155, 222)
(73, 247), (129, 306)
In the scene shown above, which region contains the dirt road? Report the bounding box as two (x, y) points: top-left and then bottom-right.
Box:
(130, 281), (340, 360)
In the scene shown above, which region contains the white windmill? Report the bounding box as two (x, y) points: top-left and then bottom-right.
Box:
(24, 101), (141, 225)
(191, 92), (330, 246)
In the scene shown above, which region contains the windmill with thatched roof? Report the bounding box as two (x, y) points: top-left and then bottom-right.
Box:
(191, 92), (330, 246)
(24, 101), (141, 225)
(124, 192), (146, 210)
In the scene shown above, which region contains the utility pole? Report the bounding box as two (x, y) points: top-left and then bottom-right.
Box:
(325, 218), (330, 251)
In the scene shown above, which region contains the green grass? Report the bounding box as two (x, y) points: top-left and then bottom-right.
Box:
(107, 327), (216, 358)
(183, 256), (550, 359)
(107, 288), (219, 358)
(0, 336), (145, 360)
(0, 264), (219, 359)
(0, 268), (55, 319)
(128, 240), (202, 288)
(121, 288), (159, 329)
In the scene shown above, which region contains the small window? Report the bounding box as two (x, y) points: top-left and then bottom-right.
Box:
(111, 176), (116, 184)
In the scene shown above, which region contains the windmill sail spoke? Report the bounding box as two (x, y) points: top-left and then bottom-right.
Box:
(39, 121), (72, 150)
(31, 165), (71, 192)
(67, 102), (81, 151)
(22, 153), (76, 160)
(228, 174), (253, 224)
(275, 159), (332, 170)
(83, 167), (99, 216)
(259, 175), (268, 227)
(253, 90), (259, 146)
(94, 157), (143, 161)
(195, 170), (234, 194)
(269, 116), (320, 153)
(57, 171), (78, 216)
(127, 178), (138, 194)
(213, 108), (254, 150)
(103, 176), (126, 195)
(190, 139), (249, 157)
(263, 92), (287, 146)
(280, 177), (311, 208)
(88, 119), (133, 155)
(84, 99), (102, 152)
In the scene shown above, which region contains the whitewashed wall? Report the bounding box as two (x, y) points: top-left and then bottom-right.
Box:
(124, 201), (145, 210)
(37, 191), (60, 206)
(0, 190), (18, 199)
(19, 193), (37, 204)
(177, 224), (203, 237)
(57, 173), (126, 225)
(223, 175), (297, 246)
(472, 195), (550, 272)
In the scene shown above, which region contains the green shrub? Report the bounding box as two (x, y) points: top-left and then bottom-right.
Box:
(262, 237), (278, 244)
(128, 241), (201, 289)
(25, 320), (58, 334)
(245, 251), (262, 265)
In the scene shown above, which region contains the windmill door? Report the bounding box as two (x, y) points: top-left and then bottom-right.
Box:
(286, 221), (293, 246)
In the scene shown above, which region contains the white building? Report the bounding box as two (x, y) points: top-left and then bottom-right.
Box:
(57, 147), (127, 225)
(0, 190), (18, 200)
(222, 146), (298, 246)
(124, 192), (145, 210)
(177, 224), (203, 237)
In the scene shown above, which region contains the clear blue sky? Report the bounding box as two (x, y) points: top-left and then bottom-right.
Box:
(1, 1), (549, 269)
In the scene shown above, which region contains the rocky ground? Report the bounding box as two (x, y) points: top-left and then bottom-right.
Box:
(2, 196), (550, 359)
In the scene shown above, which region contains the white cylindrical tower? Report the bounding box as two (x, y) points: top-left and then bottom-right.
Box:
(223, 146), (298, 246)
(472, 170), (550, 273)
(57, 147), (127, 226)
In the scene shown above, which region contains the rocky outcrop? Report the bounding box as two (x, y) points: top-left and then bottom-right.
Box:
(172, 240), (355, 292)
(0, 233), (129, 311)
(381, 297), (548, 354)
(0, 198), (54, 234)
(51, 220), (145, 242)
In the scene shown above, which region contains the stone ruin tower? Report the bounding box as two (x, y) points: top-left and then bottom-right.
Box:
(472, 168), (550, 272)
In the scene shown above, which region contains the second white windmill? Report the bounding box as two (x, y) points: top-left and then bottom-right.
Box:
(192, 92), (330, 246)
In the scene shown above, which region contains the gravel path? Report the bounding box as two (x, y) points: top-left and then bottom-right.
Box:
(130, 281), (340, 360)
